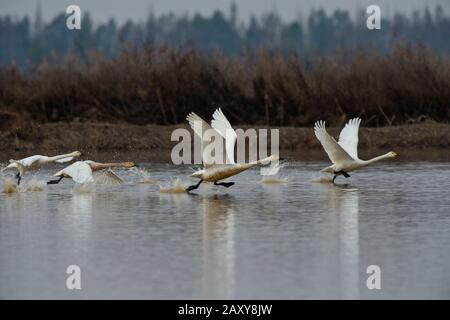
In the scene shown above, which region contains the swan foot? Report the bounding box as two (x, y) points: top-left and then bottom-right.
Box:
(332, 171), (351, 183)
(186, 179), (203, 192)
(47, 176), (64, 185)
(214, 181), (235, 188)
(16, 173), (21, 185)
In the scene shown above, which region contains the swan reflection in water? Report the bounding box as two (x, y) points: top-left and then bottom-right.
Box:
(322, 184), (360, 299)
(68, 192), (96, 248)
(199, 194), (236, 299)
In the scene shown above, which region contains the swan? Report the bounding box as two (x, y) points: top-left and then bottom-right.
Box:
(2, 151), (82, 185)
(185, 108), (279, 192)
(314, 118), (398, 183)
(47, 160), (135, 185)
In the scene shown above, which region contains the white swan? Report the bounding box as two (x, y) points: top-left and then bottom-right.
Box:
(47, 160), (135, 185)
(314, 118), (398, 183)
(185, 108), (279, 192)
(2, 151), (82, 185)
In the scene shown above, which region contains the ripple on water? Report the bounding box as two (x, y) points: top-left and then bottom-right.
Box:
(72, 182), (96, 194)
(260, 176), (288, 184)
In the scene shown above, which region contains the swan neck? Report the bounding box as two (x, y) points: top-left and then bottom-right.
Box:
(231, 156), (271, 170)
(248, 155), (277, 167)
(90, 162), (129, 170)
(364, 153), (391, 165)
(235, 162), (257, 170)
(47, 152), (76, 162)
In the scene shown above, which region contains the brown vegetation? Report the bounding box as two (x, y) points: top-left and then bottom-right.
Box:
(0, 45), (449, 128)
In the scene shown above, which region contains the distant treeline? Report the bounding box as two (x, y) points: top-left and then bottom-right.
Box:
(1, 44), (449, 128)
(1, 4), (450, 69)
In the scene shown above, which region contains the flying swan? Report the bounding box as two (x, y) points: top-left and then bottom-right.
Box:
(2, 151), (82, 185)
(47, 160), (135, 185)
(185, 108), (279, 192)
(314, 118), (398, 183)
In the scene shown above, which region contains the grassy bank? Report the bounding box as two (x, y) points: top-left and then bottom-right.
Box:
(1, 121), (449, 162)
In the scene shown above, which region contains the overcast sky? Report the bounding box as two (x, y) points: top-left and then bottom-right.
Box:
(2, 0), (450, 25)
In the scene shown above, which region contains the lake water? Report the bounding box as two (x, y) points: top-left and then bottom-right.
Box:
(0, 161), (449, 299)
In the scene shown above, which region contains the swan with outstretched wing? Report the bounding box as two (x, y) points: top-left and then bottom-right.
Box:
(2, 151), (82, 185)
(185, 108), (278, 192)
(47, 160), (135, 185)
(314, 118), (398, 183)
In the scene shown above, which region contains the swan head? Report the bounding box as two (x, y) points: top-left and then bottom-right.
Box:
(387, 151), (399, 158)
(123, 161), (136, 168)
(258, 154), (280, 165)
(73, 151), (82, 157)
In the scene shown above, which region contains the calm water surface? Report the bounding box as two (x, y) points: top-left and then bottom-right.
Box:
(0, 161), (449, 299)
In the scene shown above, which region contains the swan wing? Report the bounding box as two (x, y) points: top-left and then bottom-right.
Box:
(2, 162), (19, 171)
(55, 156), (75, 164)
(338, 118), (361, 160)
(93, 169), (124, 185)
(186, 112), (217, 168)
(58, 161), (94, 184)
(211, 108), (237, 164)
(18, 155), (45, 167)
(314, 121), (354, 164)
(187, 112), (211, 138)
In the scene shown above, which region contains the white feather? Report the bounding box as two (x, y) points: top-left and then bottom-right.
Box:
(186, 112), (217, 168)
(314, 120), (353, 164)
(54, 161), (94, 184)
(16, 155), (46, 167)
(211, 108), (237, 164)
(338, 118), (361, 160)
(93, 169), (124, 185)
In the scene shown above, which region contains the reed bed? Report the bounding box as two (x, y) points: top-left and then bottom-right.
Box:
(1, 45), (449, 129)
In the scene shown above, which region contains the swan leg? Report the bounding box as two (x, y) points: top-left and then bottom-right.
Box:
(16, 173), (21, 185)
(186, 179), (203, 192)
(47, 176), (64, 185)
(333, 171), (351, 183)
(214, 181), (235, 188)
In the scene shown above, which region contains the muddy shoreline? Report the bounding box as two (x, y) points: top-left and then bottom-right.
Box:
(1, 121), (449, 162)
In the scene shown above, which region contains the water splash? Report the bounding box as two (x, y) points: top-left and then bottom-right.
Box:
(2, 179), (18, 194)
(132, 167), (157, 184)
(260, 160), (289, 183)
(1, 177), (45, 193)
(159, 179), (187, 194)
(21, 177), (45, 192)
(311, 172), (334, 183)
